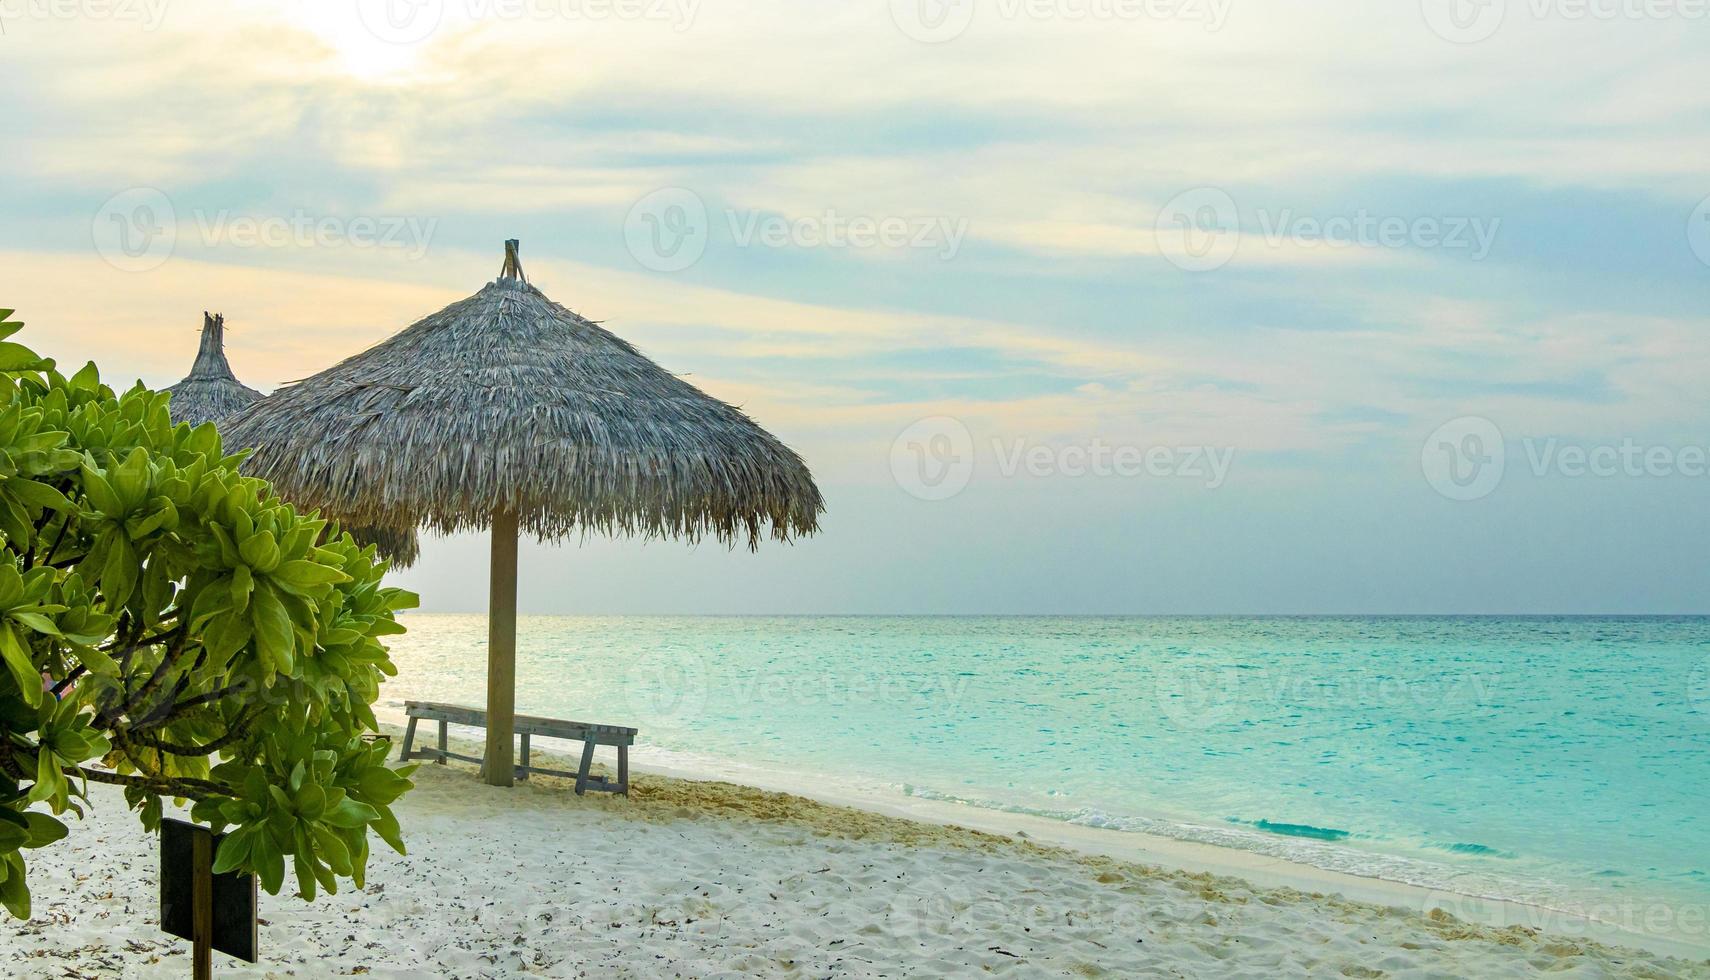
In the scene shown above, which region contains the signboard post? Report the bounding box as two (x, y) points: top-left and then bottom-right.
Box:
(191, 829), (211, 979)
(160, 818), (258, 977)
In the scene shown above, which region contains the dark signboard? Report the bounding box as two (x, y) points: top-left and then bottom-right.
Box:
(160, 817), (259, 966)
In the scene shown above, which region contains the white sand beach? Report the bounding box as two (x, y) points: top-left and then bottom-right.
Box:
(6, 723), (1709, 979)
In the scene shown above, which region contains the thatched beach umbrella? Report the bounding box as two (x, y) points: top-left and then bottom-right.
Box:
(223, 241), (823, 786)
(165, 312), (263, 426)
(162, 312), (421, 568)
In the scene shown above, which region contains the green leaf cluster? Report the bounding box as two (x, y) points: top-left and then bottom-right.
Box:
(0, 309), (419, 918)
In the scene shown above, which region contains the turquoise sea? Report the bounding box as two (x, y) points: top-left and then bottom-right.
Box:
(381, 615), (1710, 933)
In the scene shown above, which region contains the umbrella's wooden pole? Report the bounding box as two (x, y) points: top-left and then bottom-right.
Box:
(483, 510), (519, 787)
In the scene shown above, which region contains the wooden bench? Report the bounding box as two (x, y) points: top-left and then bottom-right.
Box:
(399, 701), (636, 797)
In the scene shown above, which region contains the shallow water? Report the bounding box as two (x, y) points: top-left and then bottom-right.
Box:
(380, 615), (1710, 926)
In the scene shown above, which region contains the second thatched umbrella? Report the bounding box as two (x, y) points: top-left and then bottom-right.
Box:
(224, 241), (823, 786)
(165, 312), (263, 426)
(163, 312), (421, 568)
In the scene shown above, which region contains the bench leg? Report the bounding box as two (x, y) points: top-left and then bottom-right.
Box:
(575, 740), (596, 796)
(618, 744), (629, 797)
(399, 717), (418, 763)
(517, 734), (531, 781)
(436, 720), (448, 764)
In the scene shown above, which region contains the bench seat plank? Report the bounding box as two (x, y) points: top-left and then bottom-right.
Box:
(401, 701), (634, 795)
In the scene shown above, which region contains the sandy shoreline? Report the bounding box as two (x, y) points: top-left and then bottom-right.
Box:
(378, 702), (1709, 964)
(4, 721), (1707, 978)
(614, 734), (1710, 964)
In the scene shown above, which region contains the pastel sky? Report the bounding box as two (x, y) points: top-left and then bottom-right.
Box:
(4, 0), (1707, 613)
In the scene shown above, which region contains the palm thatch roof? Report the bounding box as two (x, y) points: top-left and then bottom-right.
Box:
(222, 241), (822, 547)
(164, 312), (263, 426)
(161, 311), (422, 568)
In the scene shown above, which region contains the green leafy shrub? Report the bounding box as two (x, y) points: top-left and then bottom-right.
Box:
(0, 309), (418, 917)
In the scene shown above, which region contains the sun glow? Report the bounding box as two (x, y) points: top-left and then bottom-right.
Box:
(287, 2), (434, 80)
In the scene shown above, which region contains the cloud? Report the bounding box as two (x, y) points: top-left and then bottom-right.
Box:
(6, 0), (1708, 492)
(9, 0), (1708, 199)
